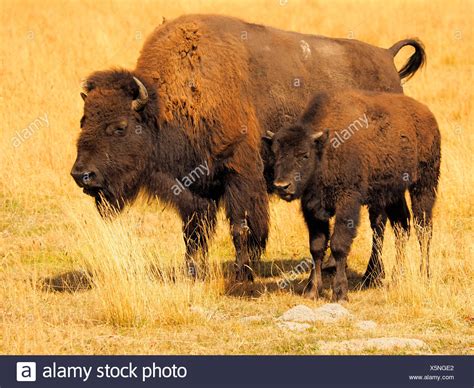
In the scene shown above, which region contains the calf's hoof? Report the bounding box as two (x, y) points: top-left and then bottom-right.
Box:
(331, 276), (349, 302)
(322, 255), (336, 273)
(331, 289), (349, 302)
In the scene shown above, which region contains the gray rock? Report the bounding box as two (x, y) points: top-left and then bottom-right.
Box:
(356, 320), (378, 331)
(279, 303), (352, 324)
(312, 303), (353, 323)
(277, 321), (311, 332)
(319, 337), (427, 353)
(279, 305), (318, 323)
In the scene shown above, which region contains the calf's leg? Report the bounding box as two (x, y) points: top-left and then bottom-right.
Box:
(330, 195), (361, 301)
(362, 207), (387, 287)
(386, 196), (411, 279)
(410, 186), (436, 278)
(302, 205), (330, 299)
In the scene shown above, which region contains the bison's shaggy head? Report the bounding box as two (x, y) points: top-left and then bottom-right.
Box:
(71, 70), (157, 216)
(266, 126), (328, 201)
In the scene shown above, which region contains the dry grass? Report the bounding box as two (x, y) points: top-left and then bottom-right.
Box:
(1, 0), (473, 354)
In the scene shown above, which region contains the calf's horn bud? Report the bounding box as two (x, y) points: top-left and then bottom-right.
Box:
(132, 76), (149, 111)
(264, 130), (275, 140)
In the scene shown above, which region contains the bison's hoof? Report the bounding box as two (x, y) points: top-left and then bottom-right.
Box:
(234, 265), (254, 282)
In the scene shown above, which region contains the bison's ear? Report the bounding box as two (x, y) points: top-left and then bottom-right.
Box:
(80, 92), (87, 101)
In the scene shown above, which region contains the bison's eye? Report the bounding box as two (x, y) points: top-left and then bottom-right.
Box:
(106, 120), (128, 136)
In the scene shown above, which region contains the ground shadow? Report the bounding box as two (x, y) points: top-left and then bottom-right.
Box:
(40, 257), (372, 299)
(221, 258), (369, 299)
(40, 269), (93, 292)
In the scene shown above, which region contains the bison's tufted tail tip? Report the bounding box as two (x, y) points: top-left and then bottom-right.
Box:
(389, 38), (426, 82)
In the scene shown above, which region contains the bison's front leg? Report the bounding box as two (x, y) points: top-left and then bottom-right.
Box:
(302, 206), (329, 299)
(181, 198), (218, 279)
(224, 172), (269, 282)
(330, 194), (361, 302)
(148, 171), (218, 279)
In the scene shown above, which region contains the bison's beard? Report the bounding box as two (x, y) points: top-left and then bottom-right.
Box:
(79, 184), (124, 218)
(78, 171), (142, 218)
(92, 181), (142, 218)
(94, 190), (126, 218)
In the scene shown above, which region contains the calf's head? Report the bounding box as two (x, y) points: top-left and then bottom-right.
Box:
(264, 126), (327, 201)
(71, 70), (156, 216)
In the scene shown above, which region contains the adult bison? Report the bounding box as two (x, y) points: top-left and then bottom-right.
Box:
(71, 14), (425, 281)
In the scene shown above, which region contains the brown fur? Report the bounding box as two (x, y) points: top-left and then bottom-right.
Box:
(270, 90), (441, 300)
(72, 14), (426, 281)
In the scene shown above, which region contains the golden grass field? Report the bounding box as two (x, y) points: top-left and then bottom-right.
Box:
(1, 0), (473, 354)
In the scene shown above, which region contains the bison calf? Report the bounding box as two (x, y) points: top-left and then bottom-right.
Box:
(267, 90), (441, 301)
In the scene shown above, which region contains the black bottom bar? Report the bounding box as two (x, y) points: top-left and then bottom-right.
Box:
(3, 356), (472, 387)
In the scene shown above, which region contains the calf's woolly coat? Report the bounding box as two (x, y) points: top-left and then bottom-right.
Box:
(269, 90), (440, 300)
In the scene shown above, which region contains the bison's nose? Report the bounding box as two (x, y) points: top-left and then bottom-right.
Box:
(71, 169), (98, 187)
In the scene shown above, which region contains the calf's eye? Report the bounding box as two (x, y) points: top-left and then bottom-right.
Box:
(114, 126), (126, 136)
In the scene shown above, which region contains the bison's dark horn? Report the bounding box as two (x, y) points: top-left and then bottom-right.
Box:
(264, 130), (274, 140)
(132, 76), (149, 111)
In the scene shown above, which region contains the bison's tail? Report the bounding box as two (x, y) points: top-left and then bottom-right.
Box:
(388, 38), (426, 81)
